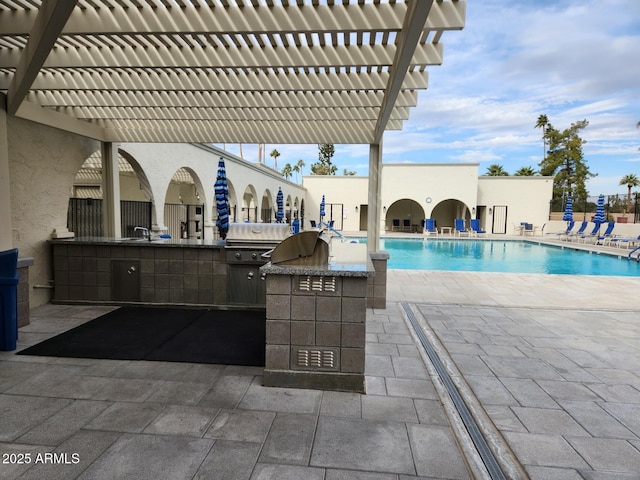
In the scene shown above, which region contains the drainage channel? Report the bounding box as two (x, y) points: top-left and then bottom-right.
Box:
(401, 302), (506, 480)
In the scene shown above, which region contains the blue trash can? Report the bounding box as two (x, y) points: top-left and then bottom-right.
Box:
(0, 248), (19, 351)
(292, 219), (300, 234)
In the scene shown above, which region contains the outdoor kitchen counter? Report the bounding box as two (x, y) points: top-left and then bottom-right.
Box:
(260, 258), (374, 393)
(49, 237), (232, 306)
(50, 237), (225, 247)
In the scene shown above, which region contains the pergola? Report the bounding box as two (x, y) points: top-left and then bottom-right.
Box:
(0, 0), (466, 249)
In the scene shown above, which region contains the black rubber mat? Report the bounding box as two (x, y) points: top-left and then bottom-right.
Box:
(18, 307), (266, 366)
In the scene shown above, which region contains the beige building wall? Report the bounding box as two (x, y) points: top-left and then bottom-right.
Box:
(477, 177), (554, 233)
(303, 165), (554, 234)
(8, 116), (99, 307)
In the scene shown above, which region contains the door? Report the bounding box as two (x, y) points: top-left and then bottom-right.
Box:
(359, 205), (368, 231)
(111, 260), (141, 301)
(491, 205), (508, 234)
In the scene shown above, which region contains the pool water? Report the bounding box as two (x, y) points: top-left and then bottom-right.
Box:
(361, 238), (640, 276)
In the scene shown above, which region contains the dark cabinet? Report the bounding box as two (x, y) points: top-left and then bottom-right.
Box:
(227, 265), (266, 306)
(111, 260), (141, 302)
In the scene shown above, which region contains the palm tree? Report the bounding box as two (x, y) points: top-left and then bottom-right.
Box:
(619, 173), (640, 212)
(514, 166), (537, 176)
(535, 114), (549, 160)
(484, 164), (509, 176)
(269, 149), (280, 171)
(282, 163), (293, 180)
(292, 159), (305, 183)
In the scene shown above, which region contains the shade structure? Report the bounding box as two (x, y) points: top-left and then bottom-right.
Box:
(276, 188), (284, 223)
(320, 195), (326, 221)
(214, 157), (230, 240)
(563, 196), (574, 222)
(593, 194), (606, 224)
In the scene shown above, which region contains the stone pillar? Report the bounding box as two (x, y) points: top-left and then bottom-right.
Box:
(367, 251), (389, 309)
(263, 268), (372, 393)
(102, 142), (121, 238)
(0, 95), (13, 251)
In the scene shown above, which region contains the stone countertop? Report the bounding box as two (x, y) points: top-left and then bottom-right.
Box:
(260, 260), (374, 277)
(49, 237), (226, 248)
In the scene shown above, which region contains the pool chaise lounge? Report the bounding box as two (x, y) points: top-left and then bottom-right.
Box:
(470, 219), (487, 236)
(455, 218), (470, 236)
(584, 221), (616, 244)
(424, 218), (438, 236)
(602, 223), (640, 248)
(563, 221), (588, 241)
(544, 220), (575, 237)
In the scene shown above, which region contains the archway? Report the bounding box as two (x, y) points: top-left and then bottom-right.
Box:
(429, 199), (472, 231)
(384, 198), (425, 232)
(164, 167), (207, 239)
(261, 189), (274, 223)
(242, 185), (258, 222)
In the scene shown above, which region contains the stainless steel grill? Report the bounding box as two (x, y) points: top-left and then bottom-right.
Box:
(269, 231), (329, 267)
(225, 223), (291, 306)
(226, 223), (291, 247)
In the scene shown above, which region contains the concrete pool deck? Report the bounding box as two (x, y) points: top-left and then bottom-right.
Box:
(2, 266), (640, 478)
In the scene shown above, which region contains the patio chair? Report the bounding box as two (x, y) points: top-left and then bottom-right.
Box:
(563, 221), (588, 241)
(609, 234), (640, 249)
(591, 221), (616, 245)
(470, 219), (487, 236)
(424, 218), (438, 236)
(522, 222), (535, 236)
(454, 218), (470, 237)
(392, 219), (400, 231)
(402, 219), (411, 232)
(575, 222), (602, 243)
(545, 220), (574, 237)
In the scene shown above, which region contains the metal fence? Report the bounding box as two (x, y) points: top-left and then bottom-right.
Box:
(68, 198), (152, 237)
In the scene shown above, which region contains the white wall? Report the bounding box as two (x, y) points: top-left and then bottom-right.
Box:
(302, 166), (554, 234)
(478, 177), (554, 233)
(8, 116), (99, 307)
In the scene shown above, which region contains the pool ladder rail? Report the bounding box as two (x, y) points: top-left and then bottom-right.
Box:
(628, 245), (640, 262)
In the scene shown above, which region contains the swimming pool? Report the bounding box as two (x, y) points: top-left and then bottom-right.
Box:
(359, 238), (640, 276)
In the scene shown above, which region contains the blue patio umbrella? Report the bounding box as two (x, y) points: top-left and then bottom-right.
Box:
(593, 194), (606, 224)
(214, 157), (230, 239)
(563, 196), (574, 222)
(276, 187), (284, 223)
(320, 195), (326, 222)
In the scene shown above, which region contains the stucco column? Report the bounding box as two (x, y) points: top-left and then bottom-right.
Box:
(0, 96), (13, 250)
(367, 142), (382, 252)
(101, 142), (122, 238)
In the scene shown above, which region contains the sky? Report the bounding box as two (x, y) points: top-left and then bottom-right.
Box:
(216, 0), (640, 197)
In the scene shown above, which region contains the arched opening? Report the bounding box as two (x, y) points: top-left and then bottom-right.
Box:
(242, 185), (258, 222)
(261, 189), (274, 223)
(384, 198), (425, 232)
(68, 150), (155, 237)
(164, 167), (207, 239)
(429, 199), (472, 232)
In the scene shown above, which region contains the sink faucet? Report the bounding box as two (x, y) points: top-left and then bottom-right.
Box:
(134, 226), (150, 241)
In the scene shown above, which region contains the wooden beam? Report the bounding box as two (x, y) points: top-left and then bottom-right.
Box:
(6, 0), (76, 115)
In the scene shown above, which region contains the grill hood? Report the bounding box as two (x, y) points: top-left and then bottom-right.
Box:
(269, 231), (329, 266)
(225, 223), (291, 246)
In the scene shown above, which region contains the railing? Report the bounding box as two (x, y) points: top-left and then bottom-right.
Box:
(627, 245), (640, 262)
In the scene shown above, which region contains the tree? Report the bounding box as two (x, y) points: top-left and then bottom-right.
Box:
(310, 144), (337, 175)
(484, 164), (508, 176)
(535, 114), (550, 161)
(619, 173), (640, 212)
(282, 163), (293, 180)
(539, 119), (595, 209)
(292, 159), (305, 183)
(269, 149), (280, 171)
(343, 168), (356, 176)
(514, 166), (537, 176)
